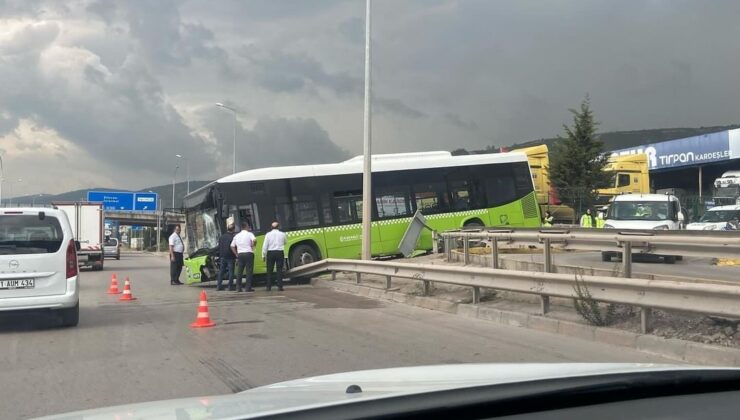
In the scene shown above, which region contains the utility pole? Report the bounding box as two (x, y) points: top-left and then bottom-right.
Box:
(361, 0), (373, 260)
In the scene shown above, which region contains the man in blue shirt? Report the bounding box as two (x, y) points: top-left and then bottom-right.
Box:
(216, 224), (236, 291)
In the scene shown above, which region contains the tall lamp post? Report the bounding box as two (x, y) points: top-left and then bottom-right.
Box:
(216, 102), (237, 174)
(176, 154), (189, 194)
(361, 0), (373, 260)
(171, 165), (179, 210)
(0, 154), (4, 206)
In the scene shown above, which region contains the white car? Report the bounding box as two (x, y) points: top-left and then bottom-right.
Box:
(687, 205), (740, 231)
(601, 193), (684, 263)
(0, 208), (80, 327)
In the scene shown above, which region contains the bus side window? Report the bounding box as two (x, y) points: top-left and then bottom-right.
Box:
(449, 181), (471, 211)
(375, 189), (411, 218)
(412, 183), (447, 214)
(320, 194), (333, 226)
(274, 198), (293, 230)
(334, 194), (363, 224)
(292, 195), (320, 228)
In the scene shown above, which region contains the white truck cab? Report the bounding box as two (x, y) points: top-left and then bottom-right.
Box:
(601, 193), (684, 263)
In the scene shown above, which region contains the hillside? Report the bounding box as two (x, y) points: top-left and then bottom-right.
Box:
(8, 181), (211, 209)
(456, 124), (740, 155)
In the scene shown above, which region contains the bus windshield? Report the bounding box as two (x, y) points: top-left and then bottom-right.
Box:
(186, 209), (220, 253)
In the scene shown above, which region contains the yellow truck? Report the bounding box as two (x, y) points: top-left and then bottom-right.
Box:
(512, 145), (650, 223)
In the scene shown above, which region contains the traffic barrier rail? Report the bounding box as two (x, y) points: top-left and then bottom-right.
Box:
(287, 258), (740, 333)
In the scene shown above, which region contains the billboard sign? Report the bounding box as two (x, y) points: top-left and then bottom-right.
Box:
(610, 131), (731, 171)
(134, 192), (158, 211)
(87, 191), (135, 210)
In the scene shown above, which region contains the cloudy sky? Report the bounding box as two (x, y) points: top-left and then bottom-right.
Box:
(1, 0), (739, 194)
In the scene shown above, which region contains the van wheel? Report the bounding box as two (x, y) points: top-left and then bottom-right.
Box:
(59, 303), (79, 327)
(601, 252), (611, 262)
(664, 256), (677, 264)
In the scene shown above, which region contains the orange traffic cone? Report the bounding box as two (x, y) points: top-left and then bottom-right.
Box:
(119, 277), (137, 301)
(190, 290), (215, 328)
(107, 273), (121, 295)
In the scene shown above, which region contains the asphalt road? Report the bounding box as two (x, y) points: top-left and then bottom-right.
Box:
(1, 253), (673, 419)
(503, 251), (740, 282)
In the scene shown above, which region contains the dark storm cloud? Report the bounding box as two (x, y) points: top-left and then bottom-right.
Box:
(444, 113), (478, 131)
(247, 49), (360, 95)
(375, 98), (426, 119)
(203, 108), (349, 169)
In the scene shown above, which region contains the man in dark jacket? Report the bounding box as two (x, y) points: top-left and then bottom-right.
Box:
(216, 224), (236, 291)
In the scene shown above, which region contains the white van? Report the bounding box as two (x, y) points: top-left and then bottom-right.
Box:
(601, 193), (684, 263)
(687, 205), (740, 231)
(0, 208), (80, 326)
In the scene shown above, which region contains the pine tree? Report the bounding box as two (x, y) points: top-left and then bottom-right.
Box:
(549, 96), (612, 222)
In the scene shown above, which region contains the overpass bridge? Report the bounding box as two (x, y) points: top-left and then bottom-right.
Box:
(104, 210), (185, 227)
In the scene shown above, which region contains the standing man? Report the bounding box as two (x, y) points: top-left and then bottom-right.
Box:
(168, 224), (185, 285)
(262, 221), (287, 292)
(216, 224), (236, 291)
(231, 222), (256, 292)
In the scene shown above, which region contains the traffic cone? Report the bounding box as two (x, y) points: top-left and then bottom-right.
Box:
(190, 290), (215, 328)
(119, 277), (137, 301)
(107, 273), (121, 295)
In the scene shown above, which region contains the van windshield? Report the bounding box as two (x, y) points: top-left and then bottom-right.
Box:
(700, 210), (740, 223)
(0, 215), (64, 254)
(608, 201), (674, 221)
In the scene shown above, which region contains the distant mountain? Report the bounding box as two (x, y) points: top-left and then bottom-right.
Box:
(7, 181), (211, 209)
(456, 124), (740, 155)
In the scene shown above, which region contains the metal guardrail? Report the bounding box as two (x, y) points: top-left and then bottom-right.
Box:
(287, 258), (740, 334)
(439, 227), (740, 261)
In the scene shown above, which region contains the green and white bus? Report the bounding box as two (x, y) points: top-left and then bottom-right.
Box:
(182, 151), (540, 284)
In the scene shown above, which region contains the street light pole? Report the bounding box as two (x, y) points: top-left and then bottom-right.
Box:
(172, 165), (179, 210)
(361, 0), (373, 260)
(176, 154), (189, 194)
(216, 102), (237, 174)
(0, 154), (4, 206)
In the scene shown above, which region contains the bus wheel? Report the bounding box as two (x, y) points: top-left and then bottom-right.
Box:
(290, 244), (318, 268)
(463, 219), (484, 229)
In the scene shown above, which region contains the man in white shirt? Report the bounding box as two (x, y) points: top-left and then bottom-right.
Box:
(262, 221), (287, 291)
(168, 224), (185, 285)
(230, 222), (257, 292)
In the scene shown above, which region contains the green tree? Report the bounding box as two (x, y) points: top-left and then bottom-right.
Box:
(549, 96), (612, 221)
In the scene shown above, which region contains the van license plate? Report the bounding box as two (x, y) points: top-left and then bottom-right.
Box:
(0, 279), (35, 289)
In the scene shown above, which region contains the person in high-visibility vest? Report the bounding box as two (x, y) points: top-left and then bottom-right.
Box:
(542, 211), (554, 227)
(596, 211), (606, 228)
(580, 208), (595, 228)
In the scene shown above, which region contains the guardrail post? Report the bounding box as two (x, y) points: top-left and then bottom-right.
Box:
(422, 280), (431, 296)
(540, 238), (552, 314)
(622, 240), (650, 332)
(622, 241), (632, 278)
(432, 231), (439, 254)
(491, 238), (499, 269)
(355, 272), (361, 284)
(331, 271), (337, 281)
(472, 286), (481, 304)
(463, 236), (470, 266)
(385, 275), (392, 289)
(445, 236), (451, 262)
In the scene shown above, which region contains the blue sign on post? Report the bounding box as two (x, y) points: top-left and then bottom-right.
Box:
(87, 191), (135, 211)
(134, 192), (158, 211)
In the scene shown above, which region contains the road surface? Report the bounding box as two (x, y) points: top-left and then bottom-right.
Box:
(1, 253), (673, 418)
(502, 251), (740, 282)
